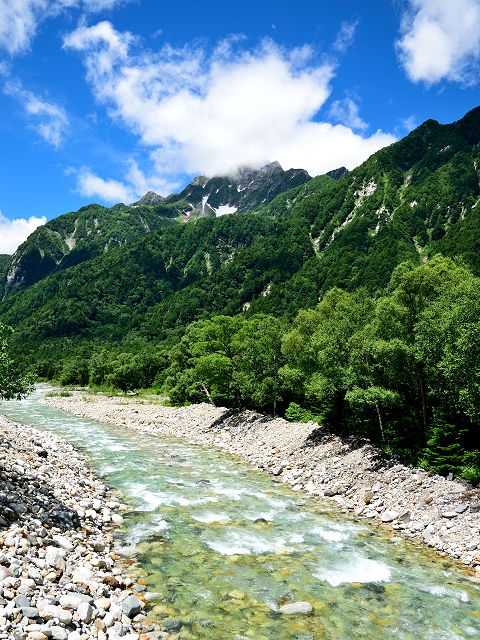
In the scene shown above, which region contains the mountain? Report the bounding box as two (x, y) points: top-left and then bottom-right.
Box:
(1, 106), (479, 374)
(3, 202), (181, 295)
(161, 161), (311, 217)
(3, 162), (311, 295)
(0, 255), (11, 298)
(325, 166), (349, 180)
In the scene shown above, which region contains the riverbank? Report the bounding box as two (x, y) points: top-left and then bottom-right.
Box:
(43, 393), (480, 576)
(0, 414), (159, 640)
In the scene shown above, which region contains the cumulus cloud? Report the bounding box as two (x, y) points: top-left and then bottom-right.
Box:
(0, 211), (47, 254)
(63, 21), (395, 193)
(396, 0), (480, 85)
(333, 20), (359, 54)
(4, 79), (69, 147)
(0, 0), (129, 55)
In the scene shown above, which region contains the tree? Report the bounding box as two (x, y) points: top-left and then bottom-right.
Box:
(0, 324), (34, 400)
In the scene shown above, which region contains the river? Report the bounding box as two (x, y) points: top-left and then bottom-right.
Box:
(2, 388), (480, 639)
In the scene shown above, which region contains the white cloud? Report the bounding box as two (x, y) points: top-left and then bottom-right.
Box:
(396, 0), (480, 85)
(0, 211), (47, 254)
(75, 162), (179, 203)
(4, 79), (69, 147)
(76, 167), (134, 202)
(64, 22), (395, 190)
(0, 0), (129, 55)
(333, 20), (359, 54)
(328, 97), (367, 132)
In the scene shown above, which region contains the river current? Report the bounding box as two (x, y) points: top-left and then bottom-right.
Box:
(2, 388), (480, 639)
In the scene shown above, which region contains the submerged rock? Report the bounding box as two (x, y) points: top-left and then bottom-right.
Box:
(279, 601), (314, 614)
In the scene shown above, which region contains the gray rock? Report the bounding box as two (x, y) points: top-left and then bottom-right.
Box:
(14, 594), (31, 609)
(455, 504), (468, 514)
(279, 601), (314, 614)
(120, 594), (142, 618)
(441, 511), (458, 519)
(163, 618), (184, 631)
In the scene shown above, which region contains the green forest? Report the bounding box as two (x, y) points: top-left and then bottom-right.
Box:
(1, 106), (480, 483)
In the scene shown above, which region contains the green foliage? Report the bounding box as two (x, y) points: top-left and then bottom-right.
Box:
(0, 323), (34, 400)
(461, 464), (480, 487)
(165, 314), (287, 412)
(419, 422), (468, 476)
(285, 402), (322, 424)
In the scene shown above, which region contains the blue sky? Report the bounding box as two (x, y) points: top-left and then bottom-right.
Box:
(0, 0), (479, 253)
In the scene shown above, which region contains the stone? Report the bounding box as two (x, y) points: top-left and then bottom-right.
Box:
(363, 491), (373, 504)
(455, 504), (468, 514)
(441, 511), (458, 519)
(121, 595), (142, 618)
(27, 633), (48, 640)
(40, 604), (73, 625)
(77, 601), (94, 623)
(45, 546), (66, 572)
(50, 628), (68, 640)
(111, 513), (124, 525)
(279, 601), (314, 614)
(14, 594), (31, 608)
(381, 510), (399, 523)
(59, 593), (92, 609)
(72, 566), (93, 585)
(163, 618), (184, 631)
(52, 535), (74, 552)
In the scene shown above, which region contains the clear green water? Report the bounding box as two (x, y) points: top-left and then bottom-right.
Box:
(2, 388), (480, 639)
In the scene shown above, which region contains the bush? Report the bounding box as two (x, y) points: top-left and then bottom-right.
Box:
(285, 402), (322, 424)
(461, 465), (480, 486)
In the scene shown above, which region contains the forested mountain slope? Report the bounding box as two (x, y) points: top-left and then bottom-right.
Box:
(3, 202), (179, 294)
(0, 255), (11, 298)
(1, 106), (479, 374)
(3, 162), (313, 295)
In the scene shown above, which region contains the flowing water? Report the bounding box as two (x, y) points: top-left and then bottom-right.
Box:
(2, 388), (480, 639)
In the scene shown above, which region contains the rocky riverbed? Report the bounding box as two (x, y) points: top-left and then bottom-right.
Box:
(0, 415), (160, 640)
(44, 393), (480, 576)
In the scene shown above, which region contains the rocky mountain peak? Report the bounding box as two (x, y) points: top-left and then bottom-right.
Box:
(132, 191), (165, 207)
(325, 167), (349, 181)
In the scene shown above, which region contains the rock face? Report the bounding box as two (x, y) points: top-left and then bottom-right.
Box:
(162, 161), (312, 218)
(45, 392), (480, 575)
(0, 415), (156, 640)
(325, 166), (349, 181)
(131, 191), (165, 207)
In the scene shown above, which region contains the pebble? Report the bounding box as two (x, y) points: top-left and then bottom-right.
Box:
(0, 415), (152, 640)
